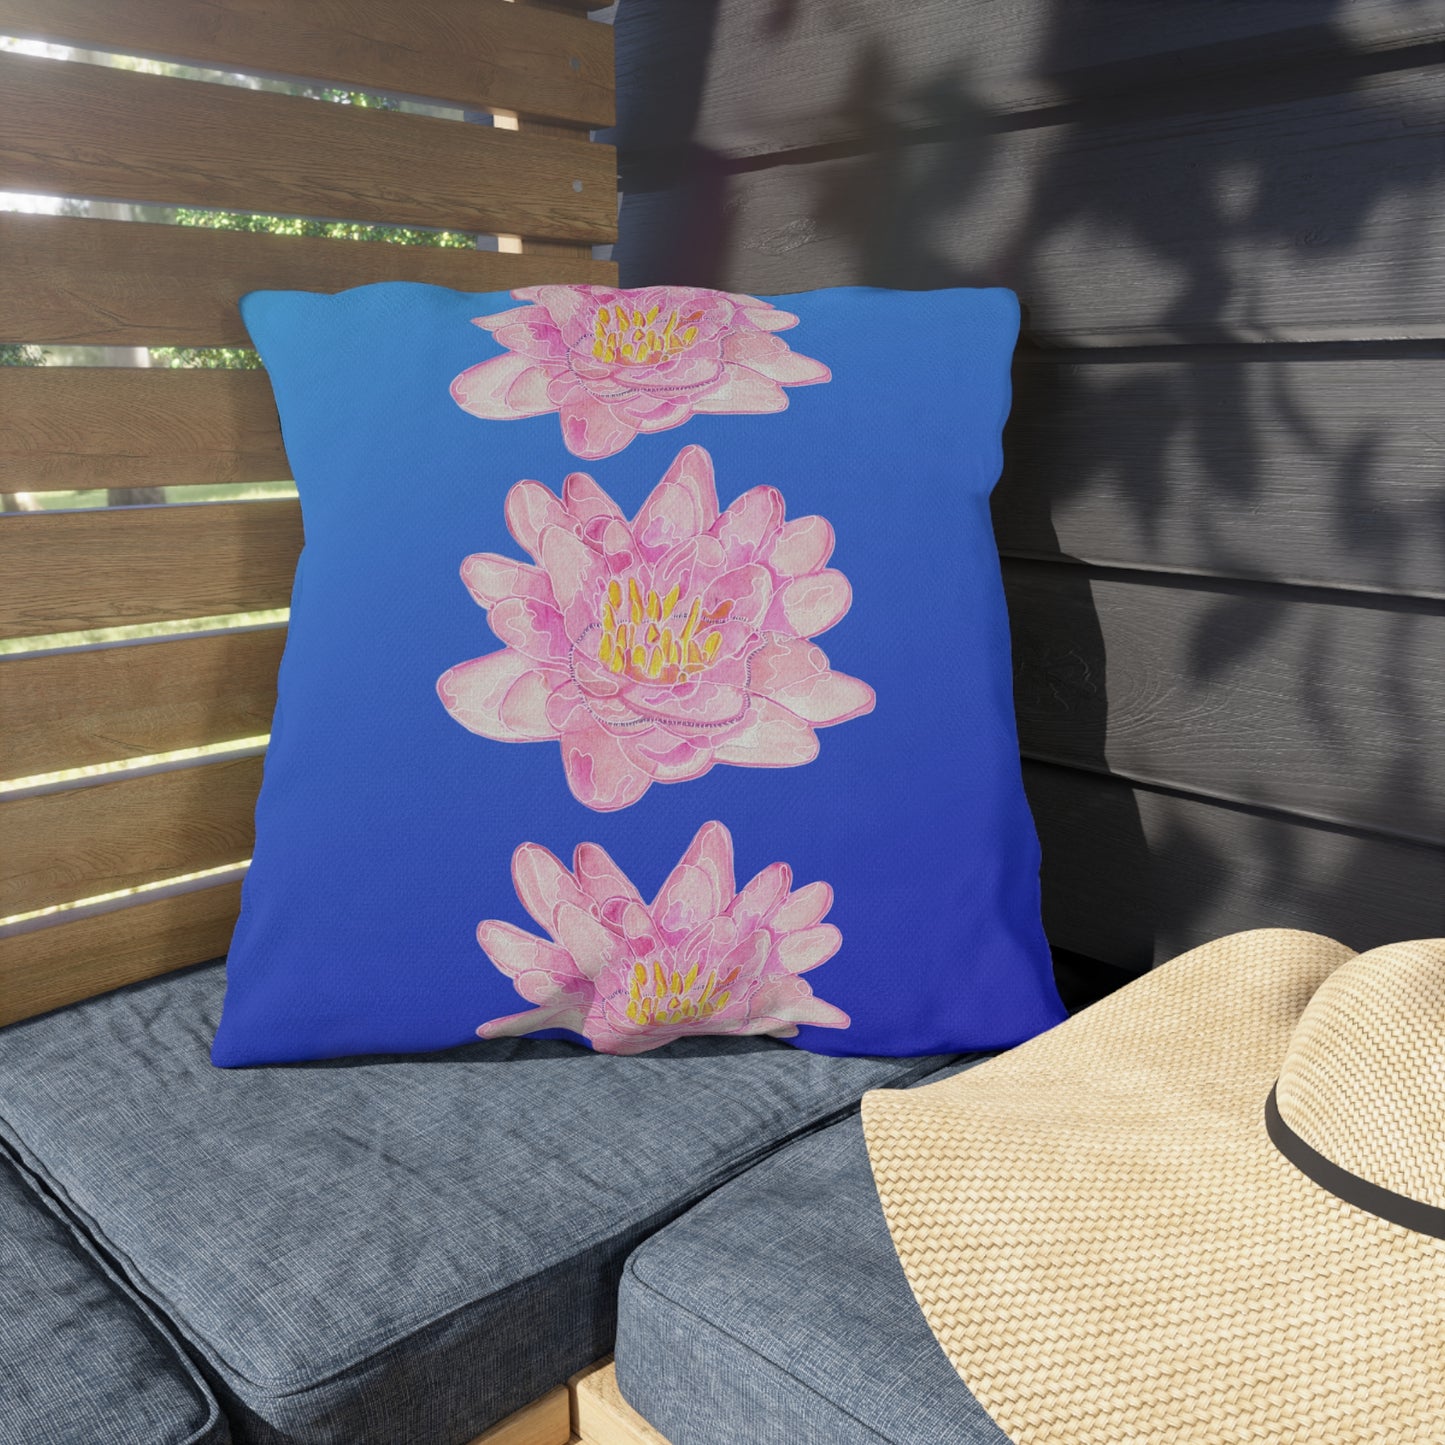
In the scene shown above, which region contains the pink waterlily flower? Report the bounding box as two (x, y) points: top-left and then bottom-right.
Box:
(476, 821), (850, 1053)
(450, 284), (831, 459)
(437, 445), (875, 811)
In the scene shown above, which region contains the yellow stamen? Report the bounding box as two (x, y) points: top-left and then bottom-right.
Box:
(680, 596), (701, 646)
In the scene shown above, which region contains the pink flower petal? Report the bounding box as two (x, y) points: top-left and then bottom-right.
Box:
(526, 284), (603, 344)
(475, 919), (581, 983)
(562, 471), (624, 527)
(730, 863), (792, 934)
(620, 396), (697, 435)
(486, 596), (571, 664)
(572, 842), (643, 911)
(560, 721), (653, 812)
(437, 651), (560, 742)
(775, 924), (842, 974)
(511, 843), (591, 934)
(471, 305), (546, 334)
(703, 562), (773, 633)
(632, 444), (719, 559)
(505, 481), (573, 562)
(748, 636), (828, 693)
(753, 976), (850, 1029)
(651, 533), (728, 608)
(652, 863), (723, 945)
(504, 357), (558, 414)
(691, 369), (789, 415)
(477, 996), (589, 1040)
(769, 666), (875, 727)
(559, 390), (640, 460)
(722, 329), (831, 385)
(712, 926), (772, 991)
(552, 902), (625, 981)
(537, 524), (607, 633)
(459, 553), (555, 610)
(618, 899), (665, 958)
(686, 820), (737, 914)
(614, 351), (725, 391)
(771, 880), (833, 933)
(728, 295), (800, 331)
(775, 569), (853, 637)
(767, 515), (835, 577)
(488, 318), (569, 363)
(451, 352), (555, 419)
(713, 697), (820, 768)
(620, 731), (716, 783)
(497, 666), (556, 738)
(712, 486), (786, 567)
(676, 915), (741, 976)
(623, 677), (750, 727)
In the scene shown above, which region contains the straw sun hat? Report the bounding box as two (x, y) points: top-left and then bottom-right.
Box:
(862, 930), (1445, 1443)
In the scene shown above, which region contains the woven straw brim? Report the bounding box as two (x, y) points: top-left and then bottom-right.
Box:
(863, 930), (1445, 1444)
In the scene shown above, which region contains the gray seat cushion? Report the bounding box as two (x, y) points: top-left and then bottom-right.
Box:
(0, 1152), (228, 1445)
(615, 1087), (1010, 1445)
(0, 960), (952, 1445)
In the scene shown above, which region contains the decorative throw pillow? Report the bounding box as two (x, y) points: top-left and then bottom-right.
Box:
(211, 282), (1066, 1065)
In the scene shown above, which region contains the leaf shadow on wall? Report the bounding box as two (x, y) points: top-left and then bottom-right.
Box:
(607, 0), (1445, 983)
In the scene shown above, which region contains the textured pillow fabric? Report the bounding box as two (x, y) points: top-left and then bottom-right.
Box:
(213, 282), (1065, 1066)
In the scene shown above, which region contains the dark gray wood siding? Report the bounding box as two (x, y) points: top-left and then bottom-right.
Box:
(610, 0), (1445, 971)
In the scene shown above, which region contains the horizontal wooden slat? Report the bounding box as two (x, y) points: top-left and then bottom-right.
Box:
(619, 0), (1445, 158)
(1006, 562), (1445, 845)
(0, 53), (616, 242)
(0, 500), (304, 639)
(0, 368), (288, 491)
(0, 0), (614, 128)
(618, 66), (1445, 344)
(0, 754), (262, 917)
(0, 878), (241, 1027)
(1024, 761), (1445, 971)
(0, 213), (617, 348)
(1, 627), (285, 778)
(996, 352), (1445, 599)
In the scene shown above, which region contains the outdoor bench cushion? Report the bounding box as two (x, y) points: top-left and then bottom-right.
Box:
(0, 959), (953, 1445)
(615, 1065), (1009, 1445)
(0, 1151), (229, 1445)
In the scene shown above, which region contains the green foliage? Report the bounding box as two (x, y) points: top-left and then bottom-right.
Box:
(0, 342), (43, 366)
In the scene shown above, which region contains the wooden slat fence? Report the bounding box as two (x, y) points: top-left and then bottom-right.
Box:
(0, 0), (617, 1022)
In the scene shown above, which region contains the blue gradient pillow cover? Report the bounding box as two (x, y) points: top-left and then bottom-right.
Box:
(211, 282), (1065, 1066)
